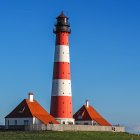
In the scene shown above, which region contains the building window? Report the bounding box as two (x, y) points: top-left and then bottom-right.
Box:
(78, 115), (82, 120)
(24, 120), (29, 125)
(49, 121), (53, 124)
(112, 127), (116, 131)
(14, 120), (17, 125)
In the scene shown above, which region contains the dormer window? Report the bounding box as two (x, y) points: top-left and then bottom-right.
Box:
(78, 115), (82, 120)
(18, 107), (25, 113)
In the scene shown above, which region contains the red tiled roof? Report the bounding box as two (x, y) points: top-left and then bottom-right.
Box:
(73, 105), (111, 126)
(26, 99), (59, 124)
(5, 99), (59, 124)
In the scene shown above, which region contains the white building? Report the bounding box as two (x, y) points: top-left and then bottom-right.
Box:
(73, 100), (111, 126)
(5, 93), (59, 128)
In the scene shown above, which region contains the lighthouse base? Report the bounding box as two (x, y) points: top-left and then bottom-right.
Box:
(55, 118), (75, 125)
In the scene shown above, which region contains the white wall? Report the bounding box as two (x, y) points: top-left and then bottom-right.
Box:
(75, 120), (99, 125)
(5, 118), (33, 126)
(5, 117), (43, 126)
(25, 124), (125, 132)
(56, 118), (75, 124)
(33, 117), (42, 125)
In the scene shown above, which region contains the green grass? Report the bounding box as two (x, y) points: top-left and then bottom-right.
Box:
(0, 131), (140, 140)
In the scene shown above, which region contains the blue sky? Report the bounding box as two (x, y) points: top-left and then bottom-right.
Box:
(0, 0), (140, 133)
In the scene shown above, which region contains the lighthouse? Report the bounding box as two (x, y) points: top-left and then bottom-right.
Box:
(50, 12), (74, 124)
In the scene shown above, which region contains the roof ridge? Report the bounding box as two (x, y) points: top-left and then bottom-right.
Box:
(25, 99), (34, 117)
(83, 105), (93, 120)
(89, 105), (111, 126)
(25, 99), (59, 124)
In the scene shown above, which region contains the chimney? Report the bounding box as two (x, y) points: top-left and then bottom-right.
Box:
(86, 99), (89, 107)
(28, 92), (34, 102)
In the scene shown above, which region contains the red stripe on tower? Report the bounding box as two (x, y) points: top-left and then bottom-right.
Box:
(50, 11), (74, 124)
(53, 62), (71, 79)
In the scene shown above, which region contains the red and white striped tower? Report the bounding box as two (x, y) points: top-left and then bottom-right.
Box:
(50, 12), (74, 124)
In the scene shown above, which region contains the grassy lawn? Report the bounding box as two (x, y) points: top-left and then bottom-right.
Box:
(0, 131), (140, 140)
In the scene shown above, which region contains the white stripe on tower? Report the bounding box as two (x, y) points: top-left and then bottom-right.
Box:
(54, 45), (70, 62)
(52, 79), (72, 96)
(52, 44), (71, 97)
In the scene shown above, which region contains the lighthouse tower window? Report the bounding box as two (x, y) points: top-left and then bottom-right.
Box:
(64, 18), (66, 23)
